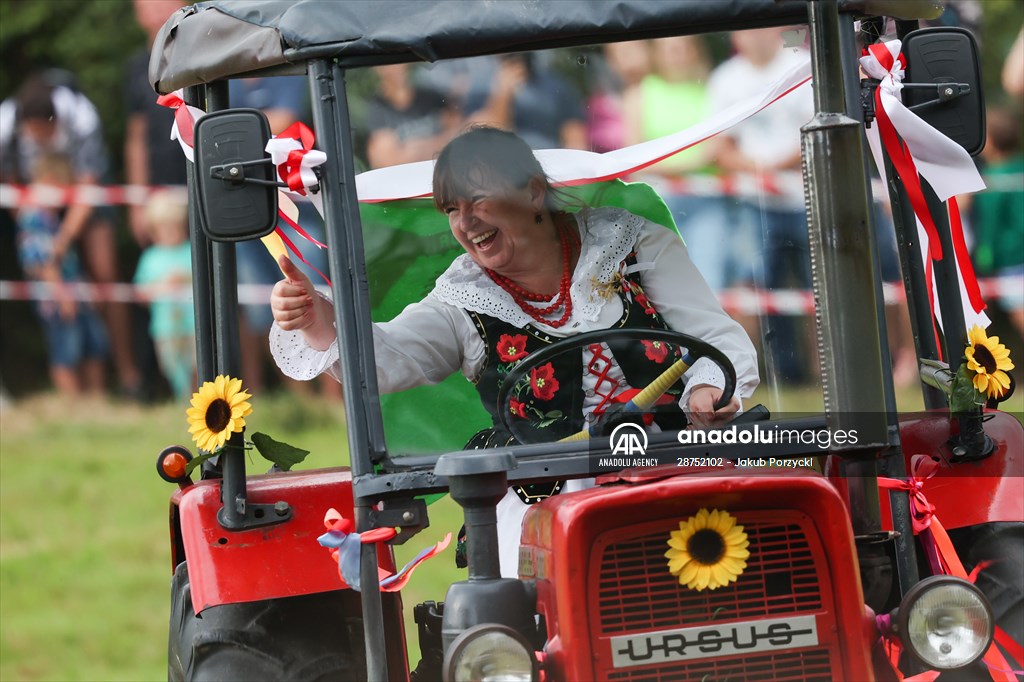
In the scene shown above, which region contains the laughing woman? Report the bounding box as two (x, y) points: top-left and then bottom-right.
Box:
(269, 125), (758, 576)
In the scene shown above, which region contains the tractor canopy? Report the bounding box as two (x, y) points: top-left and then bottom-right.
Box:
(149, 0), (942, 94)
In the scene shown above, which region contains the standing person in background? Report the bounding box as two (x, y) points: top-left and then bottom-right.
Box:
(125, 0), (187, 245)
(365, 63), (462, 169)
(126, 0), (187, 402)
(622, 37), (752, 292)
(464, 52), (588, 150)
(0, 73), (142, 398)
(133, 189), (195, 402)
(586, 40), (651, 154)
(707, 28), (815, 385)
(971, 108), (1024, 338)
(15, 153), (108, 398)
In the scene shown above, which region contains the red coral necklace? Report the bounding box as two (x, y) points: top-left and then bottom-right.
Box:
(487, 218), (580, 328)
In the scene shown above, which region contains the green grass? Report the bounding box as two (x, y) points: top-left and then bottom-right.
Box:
(1, 384), (1020, 681)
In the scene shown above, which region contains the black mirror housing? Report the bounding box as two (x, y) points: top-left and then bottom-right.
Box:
(194, 109), (278, 241)
(902, 27), (985, 157)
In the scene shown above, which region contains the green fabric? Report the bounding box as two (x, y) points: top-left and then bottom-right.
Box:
(358, 180), (678, 456)
(971, 156), (1024, 274)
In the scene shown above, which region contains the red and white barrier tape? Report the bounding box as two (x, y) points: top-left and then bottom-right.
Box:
(0, 184), (188, 209)
(3, 278), (1020, 314)
(3, 174), (1019, 208)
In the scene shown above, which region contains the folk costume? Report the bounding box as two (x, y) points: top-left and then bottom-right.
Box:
(271, 205), (758, 576)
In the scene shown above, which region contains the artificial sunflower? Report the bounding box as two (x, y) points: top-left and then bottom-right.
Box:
(187, 375), (253, 452)
(665, 508), (749, 591)
(964, 325), (1014, 400)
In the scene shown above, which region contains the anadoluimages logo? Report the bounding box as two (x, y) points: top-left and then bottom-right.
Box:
(609, 422), (648, 456)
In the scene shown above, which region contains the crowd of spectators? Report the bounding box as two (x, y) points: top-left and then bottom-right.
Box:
(0, 7), (1020, 402)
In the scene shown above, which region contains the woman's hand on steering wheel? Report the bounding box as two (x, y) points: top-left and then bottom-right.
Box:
(686, 384), (740, 429)
(496, 328), (738, 445)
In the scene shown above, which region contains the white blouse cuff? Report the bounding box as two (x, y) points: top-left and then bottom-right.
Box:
(680, 356), (727, 413)
(269, 322), (340, 381)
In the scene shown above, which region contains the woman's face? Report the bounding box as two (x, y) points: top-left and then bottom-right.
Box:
(443, 176), (549, 276)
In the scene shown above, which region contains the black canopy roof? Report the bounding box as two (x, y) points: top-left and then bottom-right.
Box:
(150, 0), (942, 94)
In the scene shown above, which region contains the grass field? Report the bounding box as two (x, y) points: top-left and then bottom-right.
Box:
(0, 385), (1020, 681)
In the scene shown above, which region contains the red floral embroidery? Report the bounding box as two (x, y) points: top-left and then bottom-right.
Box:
(635, 292), (656, 316)
(509, 399), (527, 418)
(642, 340), (669, 363)
(497, 334), (529, 362)
(530, 363), (560, 401)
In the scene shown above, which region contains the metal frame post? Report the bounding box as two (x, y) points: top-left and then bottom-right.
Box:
(184, 85), (216, 387)
(804, 0), (891, 537)
(307, 58), (390, 682)
(839, 15), (920, 593)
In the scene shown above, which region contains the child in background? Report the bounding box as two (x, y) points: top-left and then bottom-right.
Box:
(16, 153), (108, 396)
(133, 189), (196, 400)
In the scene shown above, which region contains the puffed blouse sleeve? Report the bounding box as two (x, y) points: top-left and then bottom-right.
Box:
(269, 294), (485, 394)
(632, 218), (760, 402)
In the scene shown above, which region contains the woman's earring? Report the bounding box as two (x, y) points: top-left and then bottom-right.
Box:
(534, 212), (543, 224)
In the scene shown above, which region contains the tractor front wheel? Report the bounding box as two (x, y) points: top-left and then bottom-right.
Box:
(168, 561), (367, 681)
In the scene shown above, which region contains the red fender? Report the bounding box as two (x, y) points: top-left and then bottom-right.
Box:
(879, 410), (1024, 531)
(169, 467), (396, 614)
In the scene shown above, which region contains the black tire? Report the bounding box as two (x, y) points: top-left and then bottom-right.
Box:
(168, 561), (367, 681)
(949, 522), (1024, 665)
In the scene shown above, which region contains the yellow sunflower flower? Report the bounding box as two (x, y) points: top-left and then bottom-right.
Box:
(964, 325), (1014, 400)
(665, 508), (749, 591)
(187, 376), (253, 452)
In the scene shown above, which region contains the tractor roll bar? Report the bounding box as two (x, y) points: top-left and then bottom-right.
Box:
(306, 58), (391, 682)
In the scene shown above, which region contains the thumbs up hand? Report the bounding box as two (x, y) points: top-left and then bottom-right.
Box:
(270, 255), (336, 351)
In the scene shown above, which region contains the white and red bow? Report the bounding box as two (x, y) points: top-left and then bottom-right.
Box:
(860, 40), (989, 338)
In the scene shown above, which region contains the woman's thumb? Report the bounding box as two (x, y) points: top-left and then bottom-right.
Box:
(278, 255), (304, 283)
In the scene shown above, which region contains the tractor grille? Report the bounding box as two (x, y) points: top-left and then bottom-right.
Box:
(592, 512), (833, 680)
(606, 648), (832, 682)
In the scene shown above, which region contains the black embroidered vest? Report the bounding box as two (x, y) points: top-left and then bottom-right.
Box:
(466, 253), (688, 445)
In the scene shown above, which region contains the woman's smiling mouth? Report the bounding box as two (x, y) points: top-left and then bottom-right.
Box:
(471, 229), (498, 246)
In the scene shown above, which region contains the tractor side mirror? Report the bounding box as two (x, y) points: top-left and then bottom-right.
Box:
(194, 109), (278, 241)
(902, 27), (985, 157)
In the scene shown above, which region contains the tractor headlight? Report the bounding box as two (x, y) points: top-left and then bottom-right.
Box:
(896, 576), (993, 670)
(443, 624), (536, 682)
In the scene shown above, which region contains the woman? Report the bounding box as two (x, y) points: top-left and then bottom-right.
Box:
(270, 126), (758, 575)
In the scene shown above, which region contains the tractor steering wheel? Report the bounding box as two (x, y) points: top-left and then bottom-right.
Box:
(495, 328), (737, 445)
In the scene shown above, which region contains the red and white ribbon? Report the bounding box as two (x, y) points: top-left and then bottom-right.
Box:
(265, 121), (327, 216)
(860, 40), (989, 336)
(157, 96), (329, 275)
(155, 90), (205, 164)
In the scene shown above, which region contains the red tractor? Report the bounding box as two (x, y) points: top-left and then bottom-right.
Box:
(151, 1), (1022, 680)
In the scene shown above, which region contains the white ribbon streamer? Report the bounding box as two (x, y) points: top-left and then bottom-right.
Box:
(355, 57), (814, 201)
(861, 40), (990, 332)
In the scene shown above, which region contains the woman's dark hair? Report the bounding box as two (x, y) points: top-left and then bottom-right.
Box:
(432, 126), (559, 212)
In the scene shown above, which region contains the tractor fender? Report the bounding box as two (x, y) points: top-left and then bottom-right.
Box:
(880, 411), (1024, 531)
(168, 467), (395, 615)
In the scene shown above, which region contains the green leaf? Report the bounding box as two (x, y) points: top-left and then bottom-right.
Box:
(949, 364), (984, 415)
(543, 410), (563, 419)
(251, 432), (310, 471)
(184, 452), (219, 477)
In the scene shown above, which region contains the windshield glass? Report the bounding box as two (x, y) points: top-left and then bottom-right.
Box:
(323, 27), (903, 457)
